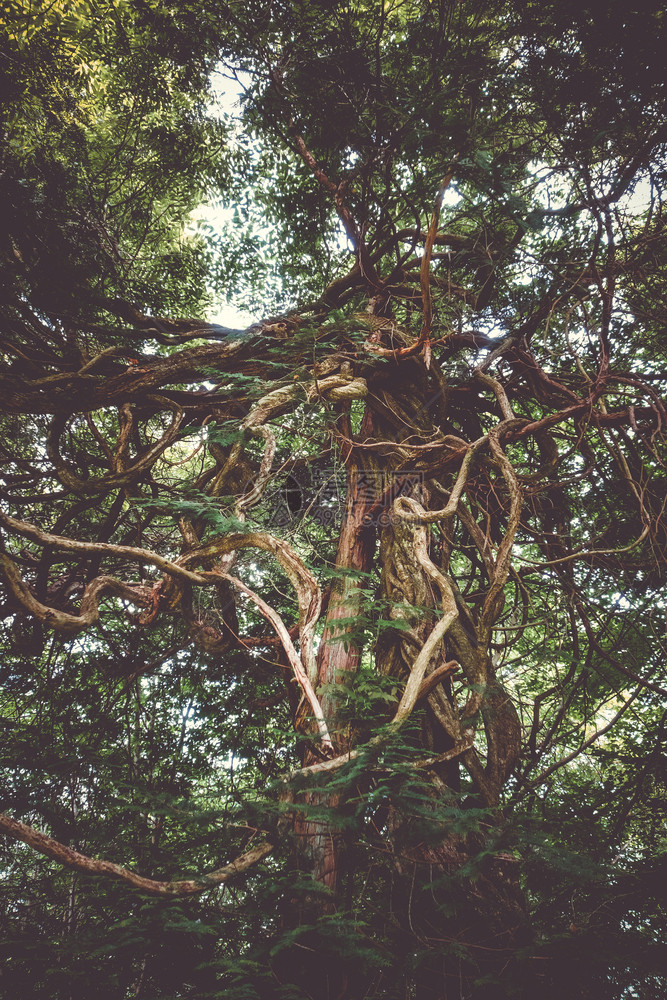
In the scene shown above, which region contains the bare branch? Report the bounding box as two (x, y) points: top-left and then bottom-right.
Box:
(0, 812), (273, 896)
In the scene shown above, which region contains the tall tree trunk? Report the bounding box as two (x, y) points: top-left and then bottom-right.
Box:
(272, 373), (541, 997)
(274, 411), (379, 997)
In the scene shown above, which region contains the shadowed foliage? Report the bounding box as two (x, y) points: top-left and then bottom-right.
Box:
(1, 2), (666, 997)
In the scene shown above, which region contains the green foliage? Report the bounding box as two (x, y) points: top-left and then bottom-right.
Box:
(1, 0), (231, 332)
(1, 1), (667, 998)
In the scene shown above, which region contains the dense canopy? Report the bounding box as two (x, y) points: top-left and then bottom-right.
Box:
(1, 2), (666, 998)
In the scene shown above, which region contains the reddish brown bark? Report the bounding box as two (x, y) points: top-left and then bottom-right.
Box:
(290, 407), (379, 909)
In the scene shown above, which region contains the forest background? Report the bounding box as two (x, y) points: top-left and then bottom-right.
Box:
(1, 2), (667, 998)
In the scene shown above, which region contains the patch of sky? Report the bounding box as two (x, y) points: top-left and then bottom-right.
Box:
(188, 66), (259, 329)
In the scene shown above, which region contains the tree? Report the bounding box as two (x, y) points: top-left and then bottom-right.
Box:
(1, 2), (666, 997)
